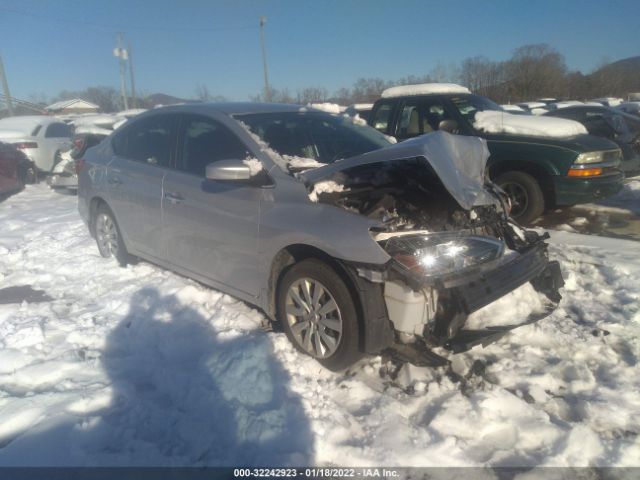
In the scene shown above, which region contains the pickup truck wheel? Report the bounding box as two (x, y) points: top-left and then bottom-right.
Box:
(277, 259), (361, 371)
(495, 171), (545, 224)
(94, 205), (130, 266)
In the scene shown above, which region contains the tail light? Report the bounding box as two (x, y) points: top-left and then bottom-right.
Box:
(15, 142), (38, 149)
(75, 159), (85, 175)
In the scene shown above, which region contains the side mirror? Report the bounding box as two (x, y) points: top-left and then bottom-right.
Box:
(205, 159), (252, 181)
(438, 119), (458, 133)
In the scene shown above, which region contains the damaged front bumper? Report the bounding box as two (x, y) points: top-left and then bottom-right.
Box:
(361, 227), (564, 360)
(430, 243), (563, 353)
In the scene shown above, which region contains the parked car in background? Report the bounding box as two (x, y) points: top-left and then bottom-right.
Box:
(48, 132), (108, 191)
(369, 83), (624, 223)
(0, 141), (37, 198)
(516, 101), (549, 115)
(345, 103), (374, 121)
(501, 104), (528, 115)
(0, 116), (73, 172)
(78, 103), (563, 370)
(590, 97), (624, 108)
(617, 102), (640, 118)
(544, 105), (640, 174)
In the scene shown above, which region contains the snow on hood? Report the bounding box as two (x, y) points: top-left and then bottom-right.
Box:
(301, 131), (497, 210)
(474, 111), (588, 137)
(381, 83), (470, 98)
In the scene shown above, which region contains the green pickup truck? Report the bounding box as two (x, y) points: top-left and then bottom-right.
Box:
(369, 84), (624, 223)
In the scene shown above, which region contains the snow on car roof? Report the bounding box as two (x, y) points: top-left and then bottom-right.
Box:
(474, 111), (588, 137)
(381, 83), (471, 98)
(308, 103), (347, 114)
(553, 101), (584, 109)
(501, 104), (525, 112)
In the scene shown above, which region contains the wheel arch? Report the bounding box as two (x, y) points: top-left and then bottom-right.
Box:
(267, 243), (388, 353)
(489, 160), (556, 208)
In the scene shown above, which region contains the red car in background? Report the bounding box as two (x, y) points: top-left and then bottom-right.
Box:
(0, 141), (37, 198)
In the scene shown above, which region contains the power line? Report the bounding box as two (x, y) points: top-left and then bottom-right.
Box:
(0, 6), (258, 32)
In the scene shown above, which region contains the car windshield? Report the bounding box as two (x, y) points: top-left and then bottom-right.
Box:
(449, 94), (503, 123)
(235, 111), (391, 169)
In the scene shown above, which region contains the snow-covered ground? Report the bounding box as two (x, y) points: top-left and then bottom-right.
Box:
(0, 185), (639, 467)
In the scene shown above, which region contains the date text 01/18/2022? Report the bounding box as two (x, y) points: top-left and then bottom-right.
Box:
(233, 468), (400, 478)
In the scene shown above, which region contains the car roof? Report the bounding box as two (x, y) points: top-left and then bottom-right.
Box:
(548, 105), (640, 122)
(150, 102), (308, 116)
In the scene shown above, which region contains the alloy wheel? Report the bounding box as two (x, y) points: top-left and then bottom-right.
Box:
(284, 278), (343, 359)
(96, 213), (119, 257)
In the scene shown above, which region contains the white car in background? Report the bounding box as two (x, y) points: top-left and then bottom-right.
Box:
(0, 116), (73, 172)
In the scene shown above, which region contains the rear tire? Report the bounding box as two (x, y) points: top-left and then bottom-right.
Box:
(495, 171), (545, 224)
(277, 259), (361, 371)
(94, 204), (130, 266)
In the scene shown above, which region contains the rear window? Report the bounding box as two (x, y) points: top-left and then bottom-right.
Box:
(45, 123), (72, 138)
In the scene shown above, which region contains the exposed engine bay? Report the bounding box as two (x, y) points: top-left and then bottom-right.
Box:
(308, 157), (524, 247)
(306, 155), (564, 363)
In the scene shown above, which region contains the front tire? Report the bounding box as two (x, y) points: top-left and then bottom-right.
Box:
(94, 205), (130, 266)
(277, 259), (361, 371)
(495, 171), (545, 224)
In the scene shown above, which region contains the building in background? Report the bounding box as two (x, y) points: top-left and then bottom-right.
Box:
(46, 99), (99, 115)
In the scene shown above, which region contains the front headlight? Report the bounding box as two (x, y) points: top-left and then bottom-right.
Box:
(574, 150), (621, 165)
(385, 233), (505, 278)
(574, 151), (605, 164)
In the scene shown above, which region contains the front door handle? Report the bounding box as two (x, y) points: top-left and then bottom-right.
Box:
(164, 191), (184, 204)
(108, 176), (122, 186)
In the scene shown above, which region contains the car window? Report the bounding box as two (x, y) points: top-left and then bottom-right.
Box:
(177, 115), (250, 177)
(449, 94), (502, 124)
(237, 112), (390, 165)
(370, 103), (393, 133)
(582, 113), (616, 138)
(396, 99), (451, 139)
(45, 122), (72, 138)
(120, 114), (176, 167)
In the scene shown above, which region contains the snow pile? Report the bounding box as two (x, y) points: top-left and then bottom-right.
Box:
(242, 157), (263, 176)
(501, 104), (525, 112)
(530, 108), (549, 115)
(553, 101), (584, 109)
(74, 125), (113, 136)
(0, 186), (639, 467)
(308, 103), (346, 114)
(283, 155), (324, 170)
(381, 83), (470, 98)
(474, 111), (588, 137)
(308, 180), (345, 202)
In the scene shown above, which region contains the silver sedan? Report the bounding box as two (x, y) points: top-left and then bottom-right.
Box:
(78, 103), (563, 370)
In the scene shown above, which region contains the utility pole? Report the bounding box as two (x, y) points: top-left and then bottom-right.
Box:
(259, 16), (271, 102)
(113, 33), (129, 110)
(128, 42), (137, 109)
(0, 56), (14, 116)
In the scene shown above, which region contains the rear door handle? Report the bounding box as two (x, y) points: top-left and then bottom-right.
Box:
(164, 191), (184, 204)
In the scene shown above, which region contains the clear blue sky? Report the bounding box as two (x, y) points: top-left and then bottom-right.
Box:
(1, 0), (639, 102)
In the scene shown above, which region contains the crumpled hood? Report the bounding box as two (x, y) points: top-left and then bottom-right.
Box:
(300, 131), (498, 210)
